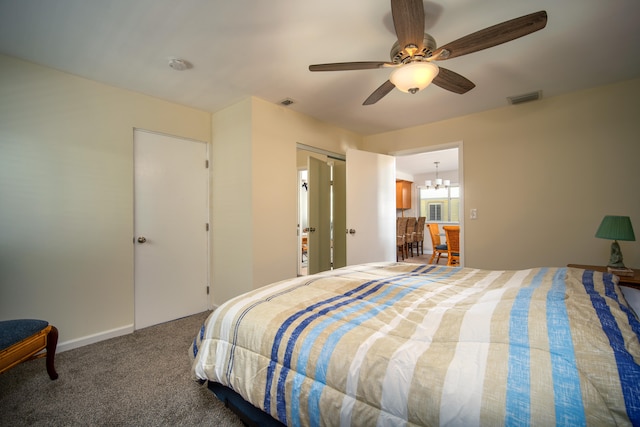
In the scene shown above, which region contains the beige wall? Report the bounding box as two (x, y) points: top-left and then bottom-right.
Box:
(0, 55), (211, 348)
(364, 78), (640, 270)
(210, 97), (361, 304)
(210, 99), (254, 304)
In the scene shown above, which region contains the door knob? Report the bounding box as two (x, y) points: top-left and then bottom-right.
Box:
(308, 227), (316, 233)
(348, 229), (356, 234)
(137, 236), (147, 243)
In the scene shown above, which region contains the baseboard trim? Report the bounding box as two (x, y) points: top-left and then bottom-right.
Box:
(57, 324), (134, 353)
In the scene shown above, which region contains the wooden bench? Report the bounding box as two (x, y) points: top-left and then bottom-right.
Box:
(0, 319), (59, 380)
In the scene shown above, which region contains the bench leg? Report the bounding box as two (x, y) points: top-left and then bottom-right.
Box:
(45, 326), (58, 380)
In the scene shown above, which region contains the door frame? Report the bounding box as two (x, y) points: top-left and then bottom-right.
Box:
(390, 142), (464, 266)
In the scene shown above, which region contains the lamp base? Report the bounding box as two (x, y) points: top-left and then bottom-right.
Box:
(607, 240), (626, 269)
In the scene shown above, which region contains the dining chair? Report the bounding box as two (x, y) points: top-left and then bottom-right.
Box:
(427, 223), (448, 264)
(405, 217), (417, 257)
(415, 217), (426, 255)
(443, 225), (460, 266)
(396, 217), (408, 261)
(301, 235), (308, 263)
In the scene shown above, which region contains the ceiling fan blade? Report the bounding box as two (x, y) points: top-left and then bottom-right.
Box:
(432, 11), (547, 60)
(432, 67), (475, 94)
(391, 0), (425, 52)
(363, 80), (396, 105)
(309, 61), (394, 72)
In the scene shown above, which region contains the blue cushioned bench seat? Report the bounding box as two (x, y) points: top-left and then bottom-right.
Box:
(0, 319), (58, 380)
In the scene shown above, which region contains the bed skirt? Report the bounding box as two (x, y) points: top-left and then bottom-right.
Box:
(208, 381), (285, 427)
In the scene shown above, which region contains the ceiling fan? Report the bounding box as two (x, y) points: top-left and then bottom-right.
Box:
(309, 0), (547, 105)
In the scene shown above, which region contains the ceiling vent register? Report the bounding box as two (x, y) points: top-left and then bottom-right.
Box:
(507, 90), (542, 105)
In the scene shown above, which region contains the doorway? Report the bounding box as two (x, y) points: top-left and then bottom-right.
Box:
(297, 145), (396, 275)
(394, 145), (463, 264)
(133, 129), (210, 329)
(297, 147), (346, 276)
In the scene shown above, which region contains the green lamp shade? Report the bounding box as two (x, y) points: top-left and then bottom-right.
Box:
(595, 215), (636, 241)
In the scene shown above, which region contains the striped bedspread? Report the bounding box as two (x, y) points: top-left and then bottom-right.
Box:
(190, 262), (640, 426)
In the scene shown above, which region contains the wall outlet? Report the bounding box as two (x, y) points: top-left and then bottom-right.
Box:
(470, 208), (478, 220)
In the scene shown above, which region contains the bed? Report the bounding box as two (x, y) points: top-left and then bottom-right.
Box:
(190, 262), (640, 426)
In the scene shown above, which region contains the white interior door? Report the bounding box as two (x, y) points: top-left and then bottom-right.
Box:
(307, 157), (331, 274)
(134, 129), (209, 330)
(346, 149), (396, 265)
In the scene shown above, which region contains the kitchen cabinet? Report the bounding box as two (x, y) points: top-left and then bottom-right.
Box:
(396, 180), (412, 210)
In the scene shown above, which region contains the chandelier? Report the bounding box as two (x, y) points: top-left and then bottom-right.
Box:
(425, 161), (450, 190)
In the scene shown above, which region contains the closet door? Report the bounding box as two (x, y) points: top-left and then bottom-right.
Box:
(307, 157), (331, 274)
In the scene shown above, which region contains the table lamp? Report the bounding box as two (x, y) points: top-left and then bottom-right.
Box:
(595, 215), (636, 268)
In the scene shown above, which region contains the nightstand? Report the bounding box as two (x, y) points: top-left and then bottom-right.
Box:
(567, 264), (640, 290)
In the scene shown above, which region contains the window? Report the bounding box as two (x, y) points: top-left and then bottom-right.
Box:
(419, 186), (460, 222)
(428, 203), (442, 221)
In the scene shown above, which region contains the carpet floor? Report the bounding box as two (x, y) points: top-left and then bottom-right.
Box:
(0, 311), (244, 426)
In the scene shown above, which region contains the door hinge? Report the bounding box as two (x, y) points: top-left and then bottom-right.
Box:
(205, 160), (209, 168)
(206, 223), (209, 231)
(206, 286), (210, 295)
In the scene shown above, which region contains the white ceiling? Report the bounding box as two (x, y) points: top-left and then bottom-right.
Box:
(1, 0), (639, 137)
(395, 147), (458, 176)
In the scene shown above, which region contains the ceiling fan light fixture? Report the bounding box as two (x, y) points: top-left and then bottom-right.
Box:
(390, 62), (439, 94)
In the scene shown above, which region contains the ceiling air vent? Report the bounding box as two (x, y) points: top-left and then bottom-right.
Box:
(507, 90), (542, 105)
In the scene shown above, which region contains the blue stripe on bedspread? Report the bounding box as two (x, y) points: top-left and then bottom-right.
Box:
(225, 273), (344, 385)
(505, 268), (587, 425)
(506, 268), (590, 425)
(301, 267), (460, 427)
(191, 324), (205, 358)
(263, 264), (440, 424)
(266, 277), (387, 416)
(582, 270), (640, 424)
(601, 272), (640, 339)
(546, 268), (585, 426)
(505, 268), (544, 425)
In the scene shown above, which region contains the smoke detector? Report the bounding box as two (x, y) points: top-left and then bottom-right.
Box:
(168, 58), (192, 71)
